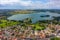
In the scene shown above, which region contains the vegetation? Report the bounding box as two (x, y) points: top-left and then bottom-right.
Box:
(31, 22), (46, 31)
(50, 37), (60, 40)
(0, 19), (46, 31)
(9, 10), (35, 15)
(0, 18), (60, 31)
(0, 20), (20, 28)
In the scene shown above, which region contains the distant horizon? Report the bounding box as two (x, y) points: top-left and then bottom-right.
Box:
(0, 9), (60, 10)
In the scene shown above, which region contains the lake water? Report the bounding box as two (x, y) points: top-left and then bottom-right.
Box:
(7, 12), (60, 23)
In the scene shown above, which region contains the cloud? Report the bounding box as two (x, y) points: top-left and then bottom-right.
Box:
(19, 1), (32, 6)
(0, 0), (19, 5)
(0, 0), (60, 9)
(0, 0), (32, 6)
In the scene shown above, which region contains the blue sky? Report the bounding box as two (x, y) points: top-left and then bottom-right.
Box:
(0, 0), (60, 9)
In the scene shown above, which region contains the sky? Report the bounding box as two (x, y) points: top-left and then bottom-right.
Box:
(0, 0), (60, 9)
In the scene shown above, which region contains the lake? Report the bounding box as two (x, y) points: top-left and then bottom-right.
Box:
(7, 12), (60, 23)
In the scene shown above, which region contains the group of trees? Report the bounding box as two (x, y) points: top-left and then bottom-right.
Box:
(0, 20), (20, 28)
(0, 19), (46, 31)
(32, 22), (46, 31)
